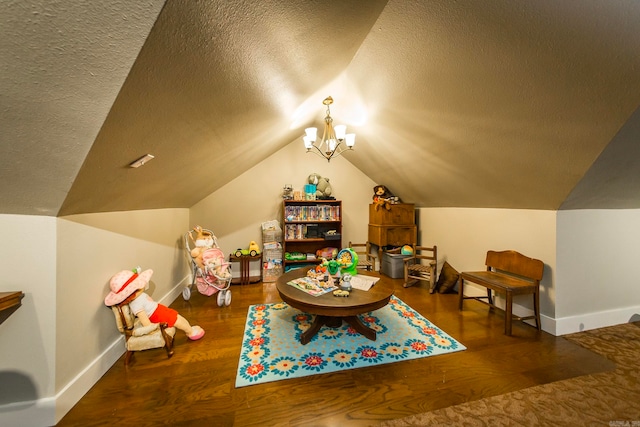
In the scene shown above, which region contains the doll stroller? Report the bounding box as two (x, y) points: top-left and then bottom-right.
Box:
(184, 228), (232, 306)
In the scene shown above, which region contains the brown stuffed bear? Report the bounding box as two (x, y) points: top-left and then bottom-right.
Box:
(373, 185), (401, 210)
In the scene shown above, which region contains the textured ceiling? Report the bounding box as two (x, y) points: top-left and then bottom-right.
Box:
(2, 0), (640, 216)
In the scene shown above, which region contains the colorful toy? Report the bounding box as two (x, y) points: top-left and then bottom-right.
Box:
(336, 248), (359, 276)
(234, 241), (261, 257)
(184, 228), (232, 304)
(320, 248), (359, 277)
(401, 245), (414, 255)
(285, 252), (307, 260)
(324, 258), (341, 276)
(316, 247), (338, 259)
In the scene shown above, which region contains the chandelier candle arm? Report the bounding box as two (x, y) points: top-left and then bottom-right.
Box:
(302, 96), (356, 162)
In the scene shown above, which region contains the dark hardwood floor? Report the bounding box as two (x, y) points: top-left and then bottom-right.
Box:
(57, 276), (613, 427)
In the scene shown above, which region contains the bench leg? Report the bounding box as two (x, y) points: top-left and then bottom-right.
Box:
(487, 288), (493, 310)
(505, 291), (513, 335)
(533, 288), (541, 330)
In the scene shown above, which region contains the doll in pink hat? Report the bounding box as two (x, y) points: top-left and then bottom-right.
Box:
(105, 268), (205, 341)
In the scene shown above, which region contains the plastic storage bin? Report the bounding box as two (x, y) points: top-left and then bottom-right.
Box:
(381, 252), (410, 278)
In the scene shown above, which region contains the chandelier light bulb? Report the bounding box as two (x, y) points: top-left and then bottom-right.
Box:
(302, 96), (356, 162)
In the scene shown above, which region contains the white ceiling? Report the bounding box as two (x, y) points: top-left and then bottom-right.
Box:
(2, 0), (640, 216)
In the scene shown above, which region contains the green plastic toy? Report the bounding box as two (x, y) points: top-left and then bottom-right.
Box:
(337, 248), (359, 276)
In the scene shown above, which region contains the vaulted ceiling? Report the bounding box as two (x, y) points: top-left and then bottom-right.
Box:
(2, 0), (640, 217)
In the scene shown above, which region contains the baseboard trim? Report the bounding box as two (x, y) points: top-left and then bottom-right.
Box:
(458, 284), (640, 336)
(0, 276), (191, 427)
(552, 305), (640, 336)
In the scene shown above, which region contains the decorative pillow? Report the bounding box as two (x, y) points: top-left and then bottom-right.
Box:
(436, 261), (460, 294)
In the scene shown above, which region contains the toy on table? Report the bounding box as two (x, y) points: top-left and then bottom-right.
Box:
(336, 248), (359, 276)
(323, 258), (341, 276)
(105, 268), (205, 341)
(340, 273), (353, 292)
(234, 241), (260, 257)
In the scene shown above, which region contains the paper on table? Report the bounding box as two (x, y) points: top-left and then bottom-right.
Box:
(350, 275), (380, 291)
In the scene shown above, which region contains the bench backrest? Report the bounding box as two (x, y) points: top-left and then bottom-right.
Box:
(485, 250), (544, 281)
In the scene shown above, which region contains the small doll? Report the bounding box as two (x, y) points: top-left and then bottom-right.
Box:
(105, 268), (205, 341)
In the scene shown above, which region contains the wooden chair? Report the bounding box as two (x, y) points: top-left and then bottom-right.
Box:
(458, 250), (544, 336)
(111, 302), (176, 366)
(348, 241), (377, 271)
(403, 245), (438, 292)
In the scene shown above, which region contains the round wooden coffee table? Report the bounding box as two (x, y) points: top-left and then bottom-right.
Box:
(276, 267), (394, 345)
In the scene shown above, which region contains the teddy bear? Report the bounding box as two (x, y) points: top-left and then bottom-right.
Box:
(373, 185), (401, 210)
(307, 173), (333, 199)
(316, 176), (332, 199)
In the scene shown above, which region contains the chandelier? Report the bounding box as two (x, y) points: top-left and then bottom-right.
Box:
(303, 96), (355, 162)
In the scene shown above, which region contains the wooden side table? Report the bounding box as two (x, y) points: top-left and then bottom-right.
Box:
(229, 254), (262, 285)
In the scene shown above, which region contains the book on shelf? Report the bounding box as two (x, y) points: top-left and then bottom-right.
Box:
(284, 204), (341, 222)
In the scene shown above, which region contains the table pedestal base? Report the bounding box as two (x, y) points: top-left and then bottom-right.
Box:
(300, 314), (376, 345)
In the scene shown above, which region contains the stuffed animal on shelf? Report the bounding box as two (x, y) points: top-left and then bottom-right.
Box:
(373, 185), (401, 210)
(308, 173), (320, 185)
(308, 173), (333, 199)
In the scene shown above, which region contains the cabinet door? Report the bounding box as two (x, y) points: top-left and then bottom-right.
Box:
(368, 225), (416, 247)
(369, 203), (415, 225)
(385, 226), (416, 246)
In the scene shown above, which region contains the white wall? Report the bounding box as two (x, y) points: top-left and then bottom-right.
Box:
(0, 215), (57, 427)
(190, 140), (376, 255)
(0, 209), (190, 427)
(556, 209), (640, 334)
(417, 208), (557, 331)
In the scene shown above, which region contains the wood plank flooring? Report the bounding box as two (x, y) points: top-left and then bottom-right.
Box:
(56, 277), (614, 427)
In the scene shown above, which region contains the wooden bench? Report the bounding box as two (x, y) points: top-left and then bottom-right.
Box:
(458, 250), (544, 336)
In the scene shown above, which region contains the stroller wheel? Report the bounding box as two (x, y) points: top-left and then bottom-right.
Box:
(216, 290), (225, 307)
(182, 286), (191, 301)
(224, 290), (232, 306)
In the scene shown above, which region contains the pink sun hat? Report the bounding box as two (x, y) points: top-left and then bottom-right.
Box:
(104, 269), (153, 306)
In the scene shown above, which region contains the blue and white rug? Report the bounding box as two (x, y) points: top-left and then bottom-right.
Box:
(235, 296), (465, 387)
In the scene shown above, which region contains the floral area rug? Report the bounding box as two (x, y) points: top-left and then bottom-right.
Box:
(235, 296), (465, 387)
